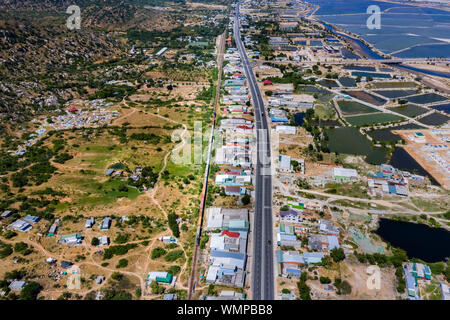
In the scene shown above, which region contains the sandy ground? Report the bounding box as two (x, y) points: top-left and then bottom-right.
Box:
(395, 129), (450, 189)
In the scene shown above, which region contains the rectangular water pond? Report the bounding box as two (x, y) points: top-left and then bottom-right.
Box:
(374, 90), (417, 99)
(345, 113), (403, 126)
(387, 104), (428, 118)
(337, 100), (378, 115)
(405, 93), (448, 105)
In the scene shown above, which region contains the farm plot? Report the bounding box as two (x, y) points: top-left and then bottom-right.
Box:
(337, 100), (378, 115)
(405, 93), (448, 105)
(345, 113), (403, 126)
(387, 104), (428, 117)
(344, 91), (388, 106)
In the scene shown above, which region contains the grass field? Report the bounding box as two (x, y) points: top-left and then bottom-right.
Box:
(345, 113), (403, 126)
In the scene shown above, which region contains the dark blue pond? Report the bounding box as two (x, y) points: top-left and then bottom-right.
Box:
(376, 218), (450, 263)
(389, 147), (439, 186)
(294, 112), (306, 126)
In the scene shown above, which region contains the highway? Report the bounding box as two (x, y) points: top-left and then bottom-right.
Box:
(234, 3), (274, 300)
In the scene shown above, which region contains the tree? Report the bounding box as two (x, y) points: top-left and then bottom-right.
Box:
(241, 194), (251, 205)
(91, 237), (99, 246)
(19, 282), (42, 300)
(116, 259), (128, 268)
(330, 247), (345, 262)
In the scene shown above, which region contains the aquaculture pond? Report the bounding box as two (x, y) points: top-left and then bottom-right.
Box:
(343, 65), (376, 72)
(345, 90), (387, 106)
(326, 127), (387, 164)
(337, 100), (378, 115)
(418, 112), (450, 126)
(370, 82), (417, 89)
(405, 93), (448, 105)
(387, 104), (428, 118)
(351, 71), (391, 79)
(345, 113), (403, 126)
(342, 49), (360, 59)
(374, 90), (417, 99)
(338, 77), (357, 87)
(429, 103), (450, 115)
(367, 123), (424, 142)
(376, 218), (450, 263)
(293, 112), (306, 126)
(319, 79), (340, 88)
(389, 147), (439, 185)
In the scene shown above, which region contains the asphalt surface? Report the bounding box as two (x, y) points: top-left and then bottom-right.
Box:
(234, 3), (274, 300)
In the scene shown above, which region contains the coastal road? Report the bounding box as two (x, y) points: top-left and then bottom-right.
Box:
(234, 3), (274, 300)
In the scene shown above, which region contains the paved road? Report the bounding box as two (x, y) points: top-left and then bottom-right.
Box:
(234, 3), (274, 300)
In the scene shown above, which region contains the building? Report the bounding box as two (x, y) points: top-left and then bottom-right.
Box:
(333, 167), (358, 182)
(105, 169), (114, 176)
(23, 215), (40, 224)
(85, 217), (95, 228)
(440, 283), (450, 300)
(318, 219), (340, 236)
(8, 220), (32, 232)
(101, 217), (111, 230)
(224, 186), (246, 196)
(160, 236), (178, 244)
(303, 252), (324, 264)
(59, 233), (82, 245)
(156, 47), (168, 57)
(163, 294), (177, 300)
(48, 225), (58, 237)
(275, 125), (296, 135)
(406, 275), (416, 297)
(279, 208), (302, 223)
(279, 155), (292, 171)
(405, 262), (431, 280)
(147, 272), (173, 284)
(98, 236), (109, 246)
(9, 280), (26, 292)
(1, 210), (12, 219)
